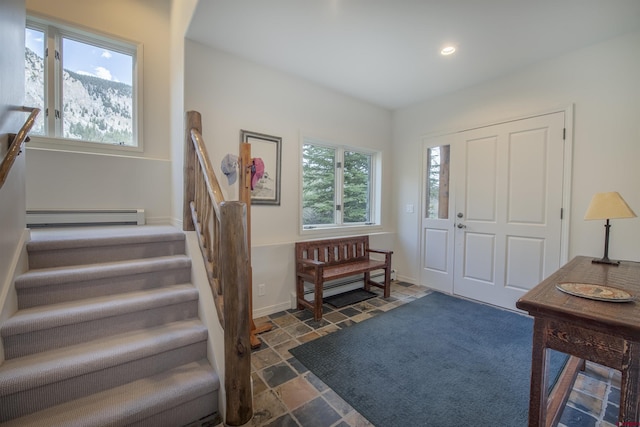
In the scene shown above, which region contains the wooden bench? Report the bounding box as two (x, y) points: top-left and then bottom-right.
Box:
(295, 235), (393, 321)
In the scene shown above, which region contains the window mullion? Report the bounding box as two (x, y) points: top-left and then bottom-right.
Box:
(53, 29), (63, 137)
(335, 148), (344, 225)
(43, 27), (56, 135)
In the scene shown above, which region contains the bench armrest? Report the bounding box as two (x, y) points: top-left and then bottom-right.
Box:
(297, 258), (325, 267)
(296, 258), (325, 279)
(366, 248), (393, 266)
(367, 248), (393, 255)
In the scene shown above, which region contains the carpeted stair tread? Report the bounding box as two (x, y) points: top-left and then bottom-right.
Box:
(1, 359), (219, 427)
(0, 319), (207, 396)
(26, 226), (187, 269)
(27, 225), (185, 252)
(1, 284), (198, 337)
(14, 255), (191, 289)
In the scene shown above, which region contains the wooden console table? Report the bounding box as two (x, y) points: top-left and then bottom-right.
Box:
(517, 256), (640, 427)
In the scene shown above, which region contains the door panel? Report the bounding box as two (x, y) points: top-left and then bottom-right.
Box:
(423, 228), (449, 272)
(463, 233), (495, 282)
(505, 236), (544, 291)
(508, 127), (548, 224)
(465, 136), (498, 222)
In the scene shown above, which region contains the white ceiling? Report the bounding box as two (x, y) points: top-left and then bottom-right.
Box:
(186, 0), (640, 110)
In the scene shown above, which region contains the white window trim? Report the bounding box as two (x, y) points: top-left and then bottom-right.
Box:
(299, 134), (382, 236)
(26, 13), (144, 155)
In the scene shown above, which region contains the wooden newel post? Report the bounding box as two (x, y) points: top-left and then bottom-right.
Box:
(221, 201), (253, 426)
(183, 111), (200, 231)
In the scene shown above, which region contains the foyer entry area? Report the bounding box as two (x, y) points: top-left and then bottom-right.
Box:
(251, 281), (620, 426)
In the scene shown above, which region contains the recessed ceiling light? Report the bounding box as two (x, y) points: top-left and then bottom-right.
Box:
(441, 46), (456, 56)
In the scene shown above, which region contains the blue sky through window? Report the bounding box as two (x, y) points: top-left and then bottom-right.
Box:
(25, 28), (44, 56)
(26, 28), (132, 86)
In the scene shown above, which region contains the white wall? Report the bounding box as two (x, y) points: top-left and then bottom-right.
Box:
(24, 0), (173, 224)
(184, 41), (394, 314)
(392, 31), (640, 283)
(169, 0), (198, 228)
(0, 0), (29, 363)
(0, 0), (27, 276)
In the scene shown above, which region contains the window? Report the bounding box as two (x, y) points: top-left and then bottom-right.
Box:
(302, 138), (378, 229)
(425, 145), (450, 219)
(25, 16), (140, 148)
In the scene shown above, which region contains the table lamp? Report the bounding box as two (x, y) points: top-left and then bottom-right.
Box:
(584, 192), (636, 265)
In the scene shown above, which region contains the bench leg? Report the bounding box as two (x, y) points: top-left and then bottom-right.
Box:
(313, 279), (323, 321)
(296, 276), (305, 310)
(364, 272), (371, 292)
(383, 267), (391, 298)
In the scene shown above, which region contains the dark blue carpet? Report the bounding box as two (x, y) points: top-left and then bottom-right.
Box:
(290, 291), (566, 427)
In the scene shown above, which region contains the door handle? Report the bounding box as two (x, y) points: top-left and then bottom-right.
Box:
(456, 223), (466, 229)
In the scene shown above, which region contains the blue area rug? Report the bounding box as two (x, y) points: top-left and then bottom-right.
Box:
(290, 291), (566, 427)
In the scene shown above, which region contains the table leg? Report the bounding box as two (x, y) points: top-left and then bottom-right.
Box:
(529, 318), (549, 427)
(620, 341), (640, 424)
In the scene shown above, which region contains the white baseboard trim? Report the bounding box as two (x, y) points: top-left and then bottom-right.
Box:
(253, 301), (292, 319)
(396, 274), (416, 284)
(145, 216), (172, 226)
(170, 217), (184, 229)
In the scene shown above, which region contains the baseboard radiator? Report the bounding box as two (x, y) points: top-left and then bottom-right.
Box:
(26, 209), (145, 228)
(303, 269), (397, 297)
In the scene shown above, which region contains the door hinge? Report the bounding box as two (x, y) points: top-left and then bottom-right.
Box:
(336, 162), (342, 169)
(560, 208), (564, 219)
(336, 205), (341, 211)
(563, 128), (566, 140)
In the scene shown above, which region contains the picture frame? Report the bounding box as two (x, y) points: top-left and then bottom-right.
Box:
(240, 130), (281, 205)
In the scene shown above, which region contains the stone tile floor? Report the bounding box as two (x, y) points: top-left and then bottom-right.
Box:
(235, 282), (622, 426)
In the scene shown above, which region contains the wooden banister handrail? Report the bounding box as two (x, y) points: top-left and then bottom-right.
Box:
(0, 106), (40, 190)
(190, 128), (224, 218)
(183, 111), (253, 426)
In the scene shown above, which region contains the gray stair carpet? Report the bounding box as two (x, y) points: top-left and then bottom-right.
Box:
(0, 226), (219, 426)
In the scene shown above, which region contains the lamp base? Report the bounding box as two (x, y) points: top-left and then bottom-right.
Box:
(591, 257), (620, 266)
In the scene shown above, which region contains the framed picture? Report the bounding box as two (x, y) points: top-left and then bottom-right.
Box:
(241, 130), (281, 205)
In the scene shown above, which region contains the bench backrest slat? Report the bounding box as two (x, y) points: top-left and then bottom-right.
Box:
(296, 236), (370, 266)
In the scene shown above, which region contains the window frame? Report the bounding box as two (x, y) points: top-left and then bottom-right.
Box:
(300, 135), (382, 235)
(25, 14), (143, 153)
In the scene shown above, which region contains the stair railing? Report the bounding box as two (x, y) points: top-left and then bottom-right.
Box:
(0, 106), (40, 190)
(183, 111), (252, 426)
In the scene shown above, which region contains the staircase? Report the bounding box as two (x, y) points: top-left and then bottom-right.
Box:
(0, 225), (220, 426)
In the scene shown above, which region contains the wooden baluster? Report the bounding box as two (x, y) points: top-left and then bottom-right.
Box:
(183, 111), (198, 231)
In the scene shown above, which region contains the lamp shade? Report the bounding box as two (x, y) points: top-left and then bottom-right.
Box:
(584, 192), (636, 220)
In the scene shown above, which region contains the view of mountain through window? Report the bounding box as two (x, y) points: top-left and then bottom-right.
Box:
(25, 24), (136, 146)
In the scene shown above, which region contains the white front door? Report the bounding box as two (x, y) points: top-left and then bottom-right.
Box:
(421, 112), (567, 310)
